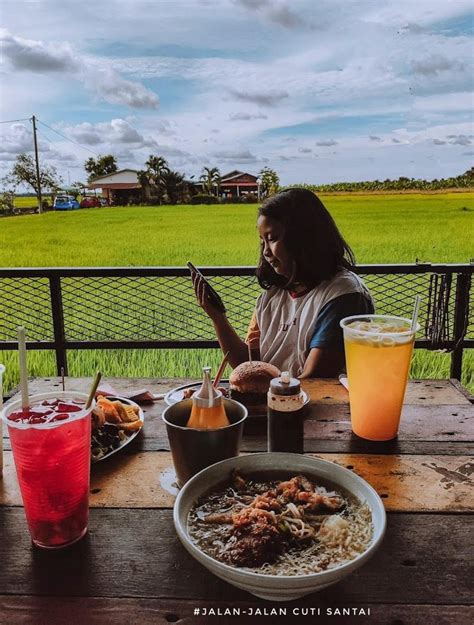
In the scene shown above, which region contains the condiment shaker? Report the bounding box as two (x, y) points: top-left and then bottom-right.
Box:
(267, 371), (306, 453)
(186, 366), (229, 430)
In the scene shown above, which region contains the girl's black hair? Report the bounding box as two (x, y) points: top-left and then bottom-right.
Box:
(256, 188), (355, 290)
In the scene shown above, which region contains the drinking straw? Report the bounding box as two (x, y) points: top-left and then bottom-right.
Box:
(213, 351), (229, 388)
(61, 367), (65, 392)
(17, 327), (29, 409)
(86, 371), (102, 409)
(247, 342), (252, 363)
(411, 295), (421, 333)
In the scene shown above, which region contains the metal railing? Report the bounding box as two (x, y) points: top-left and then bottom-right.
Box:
(0, 264), (472, 379)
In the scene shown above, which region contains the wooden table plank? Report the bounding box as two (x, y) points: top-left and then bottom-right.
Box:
(0, 596), (472, 625)
(4, 379), (473, 457)
(7, 377), (471, 406)
(0, 509), (471, 605)
(304, 403), (474, 441)
(2, 451), (472, 512)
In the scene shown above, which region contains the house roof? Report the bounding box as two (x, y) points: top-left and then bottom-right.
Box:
(89, 169), (139, 183)
(220, 170), (258, 182)
(88, 169), (142, 189)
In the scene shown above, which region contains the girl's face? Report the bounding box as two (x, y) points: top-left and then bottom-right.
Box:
(257, 215), (293, 278)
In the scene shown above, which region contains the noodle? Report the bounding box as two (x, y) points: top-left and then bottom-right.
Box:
(188, 472), (373, 576)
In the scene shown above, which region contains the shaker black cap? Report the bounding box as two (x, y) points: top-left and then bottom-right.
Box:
(270, 371), (301, 396)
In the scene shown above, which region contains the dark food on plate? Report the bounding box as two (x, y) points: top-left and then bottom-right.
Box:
(229, 361), (281, 414)
(188, 470), (372, 574)
(91, 396), (143, 461)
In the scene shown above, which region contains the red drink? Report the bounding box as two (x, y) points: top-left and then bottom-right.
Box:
(2, 392), (92, 549)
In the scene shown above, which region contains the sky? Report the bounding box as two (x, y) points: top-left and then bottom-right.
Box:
(0, 0), (473, 186)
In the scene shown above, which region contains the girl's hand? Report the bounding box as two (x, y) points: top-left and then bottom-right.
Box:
(192, 273), (225, 321)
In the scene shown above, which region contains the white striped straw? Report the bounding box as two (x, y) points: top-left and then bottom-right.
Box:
(411, 295), (421, 333)
(17, 327), (29, 409)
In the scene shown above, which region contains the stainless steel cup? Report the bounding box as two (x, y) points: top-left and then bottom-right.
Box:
(162, 398), (247, 486)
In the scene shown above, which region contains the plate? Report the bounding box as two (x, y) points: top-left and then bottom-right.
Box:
(164, 383), (309, 418)
(164, 380), (231, 406)
(91, 395), (144, 463)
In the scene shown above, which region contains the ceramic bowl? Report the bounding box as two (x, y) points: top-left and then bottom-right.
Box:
(173, 452), (386, 601)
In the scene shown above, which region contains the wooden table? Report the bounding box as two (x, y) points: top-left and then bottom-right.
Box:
(1, 378), (473, 624)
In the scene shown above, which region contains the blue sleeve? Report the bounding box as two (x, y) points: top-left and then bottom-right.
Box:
(309, 293), (374, 352)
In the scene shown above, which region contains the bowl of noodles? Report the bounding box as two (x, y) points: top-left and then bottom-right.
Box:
(173, 453), (386, 601)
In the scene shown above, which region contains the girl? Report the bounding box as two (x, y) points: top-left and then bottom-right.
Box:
(193, 188), (373, 378)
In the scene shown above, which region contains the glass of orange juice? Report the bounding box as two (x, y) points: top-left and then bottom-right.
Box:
(340, 315), (420, 441)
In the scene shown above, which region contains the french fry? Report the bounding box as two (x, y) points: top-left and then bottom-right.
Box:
(97, 397), (121, 423)
(116, 419), (143, 432)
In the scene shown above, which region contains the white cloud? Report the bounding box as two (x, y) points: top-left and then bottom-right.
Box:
(229, 89), (289, 106)
(411, 54), (465, 76)
(0, 28), (80, 72)
(0, 29), (159, 109)
(0, 1), (472, 183)
(412, 92), (473, 112)
(232, 0), (310, 30)
(446, 134), (472, 146)
(213, 149), (259, 163)
(0, 123), (34, 154)
(64, 119), (156, 147)
(316, 139), (338, 146)
(229, 112), (268, 120)
(83, 67), (159, 109)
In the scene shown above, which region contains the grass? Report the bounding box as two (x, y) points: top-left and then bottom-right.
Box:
(2, 192), (473, 265)
(1, 192), (473, 393)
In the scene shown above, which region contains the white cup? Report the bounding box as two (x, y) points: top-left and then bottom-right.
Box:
(0, 364), (5, 475)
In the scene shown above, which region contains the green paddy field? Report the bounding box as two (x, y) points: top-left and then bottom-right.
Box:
(1, 192), (473, 392)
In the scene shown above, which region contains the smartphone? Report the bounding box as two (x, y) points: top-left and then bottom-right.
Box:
(187, 262), (226, 313)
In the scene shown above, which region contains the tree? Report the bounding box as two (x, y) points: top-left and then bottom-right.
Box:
(84, 155), (118, 183)
(258, 166), (280, 198)
(137, 155), (170, 203)
(0, 188), (15, 215)
(161, 170), (186, 204)
(3, 154), (62, 207)
(199, 167), (221, 196)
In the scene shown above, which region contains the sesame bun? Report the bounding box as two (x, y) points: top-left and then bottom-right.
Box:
(229, 361), (281, 395)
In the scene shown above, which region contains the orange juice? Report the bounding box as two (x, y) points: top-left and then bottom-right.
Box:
(341, 315), (418, 441)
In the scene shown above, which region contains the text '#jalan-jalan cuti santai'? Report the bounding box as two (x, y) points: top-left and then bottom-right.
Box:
(195, 607), (371, 617)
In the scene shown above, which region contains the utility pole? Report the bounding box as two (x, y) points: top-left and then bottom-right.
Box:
(31, 115), (43, 214)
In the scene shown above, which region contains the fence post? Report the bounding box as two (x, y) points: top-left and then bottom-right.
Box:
(49, 275), (68, 376)
(450, 272), (471, 380)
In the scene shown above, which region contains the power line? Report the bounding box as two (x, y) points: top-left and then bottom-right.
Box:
(37, 118), (100, 156)
(0, 117), (31, 124)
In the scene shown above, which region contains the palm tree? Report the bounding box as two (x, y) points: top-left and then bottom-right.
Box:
(138, 155), (170, 203)
(161, 170), (185, 204)
(199, 167), (221, 197)
(258, 167), (280, 198)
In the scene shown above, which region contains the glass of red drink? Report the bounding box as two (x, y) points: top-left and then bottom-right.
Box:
(1, 391), (93, 549)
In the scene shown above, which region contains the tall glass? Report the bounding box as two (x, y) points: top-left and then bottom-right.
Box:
(1, 391), (93, 548)
(340, 315), (419, 441)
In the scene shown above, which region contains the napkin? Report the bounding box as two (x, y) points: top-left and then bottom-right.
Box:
(338, 374), (349, 391)
(95, 383), (164, 403)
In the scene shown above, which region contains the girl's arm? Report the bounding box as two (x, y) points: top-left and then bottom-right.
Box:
(212, 315), (259, 368)
(299, 347), (345, 379)
(193, 273), (255, 368)
(300, 293), (373, 378)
